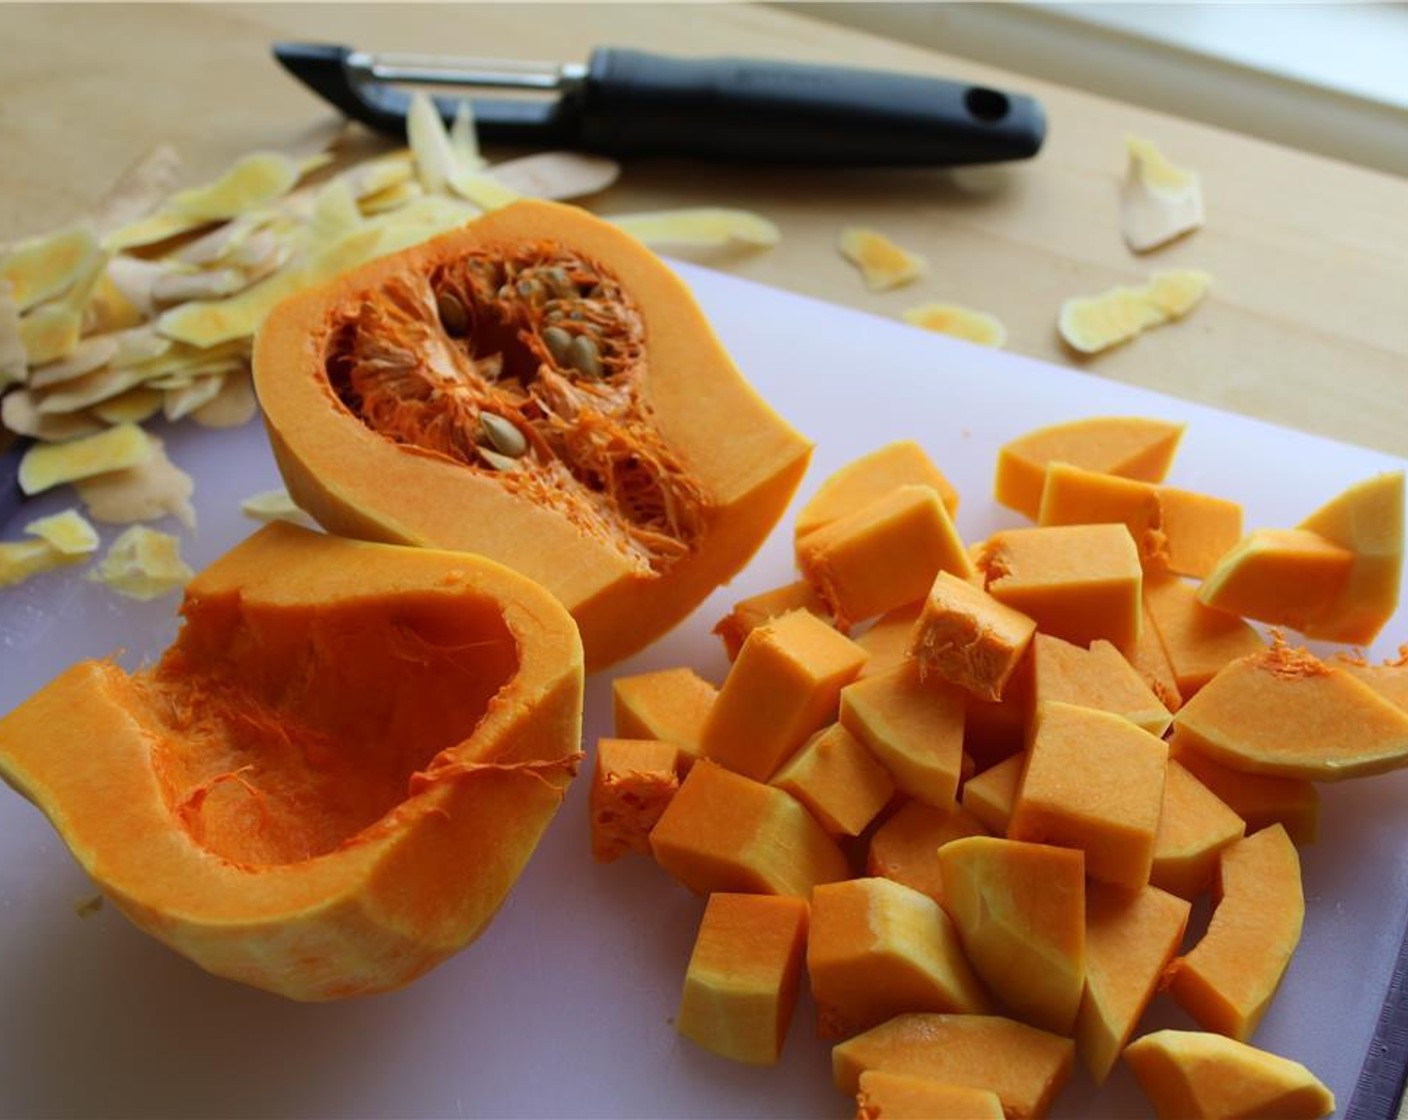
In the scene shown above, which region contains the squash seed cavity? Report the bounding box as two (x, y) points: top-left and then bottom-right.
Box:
(325, 244), (707, 572)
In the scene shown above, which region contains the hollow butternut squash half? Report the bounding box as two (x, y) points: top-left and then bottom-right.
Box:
(0, 522), (584, 1001)
(254, 200), (812, 670)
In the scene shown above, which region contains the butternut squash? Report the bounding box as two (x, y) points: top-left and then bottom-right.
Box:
(1170, 735), (1319, 846)
(1028, 633), (1172, 736)
(611, 665), (716, 772)
(795, 439), (958, 540)
(589, 738), (680, 863)
(865, 800), (988, 907)
(713, 579), (829, 660)
(961, 754), (1024, 836)
(1124, 1030), (1334, 1120)
(807, 877), (989, 1040)
(676, 892), (810, 1066)
(770, 723), (896, 839)
(855, 1072), (1004, 1120)
(832, 1013), (1075, 1119)
(1150, 761), (1246, 899)
(254, 199), (812, 670)
(0, 522), (584, 1000)
(909, 570), (1036, 702)
(1143, 572), (1266, 698)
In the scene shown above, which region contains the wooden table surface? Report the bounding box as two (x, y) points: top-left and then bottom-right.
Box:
(5, 2), (1408, 461)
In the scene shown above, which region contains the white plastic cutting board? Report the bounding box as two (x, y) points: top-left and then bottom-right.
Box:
(2, 262), (1406, 1119)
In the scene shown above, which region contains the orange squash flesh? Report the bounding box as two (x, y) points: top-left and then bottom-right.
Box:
(908, 570), (1037, 702)
(1166, 824), (1304, 1041)
(1172, 640), (1408, 780)
(1029, 633), (1172, 737)
(865, 800), (989, 907)
(1196, 528), (1355, 633)
(589, 738), (681, 863)
(854, 603), (924, 679)
(1143, 573), (1266, 698)
(676, 893), (810, 1066)
(796, 439), (960, 541)
(611, 665), (716, 772)
(1123, 1029), (1335, 1120)
(807, 877), (990, 1040)
(937, 836), (1086, 1035)
(855, 1071), (1005, 1120)
(254, 199), (812, 670)
(0, 522), (584, 1001)
(832, 1012), (1075, 1119)
(1076, 882), (1191, 1084)
(713, 579), (829, 660)
(770, 722), (896, 839)
(994, 415), (1186, 520)
(961, 753), (1025, 835)
(1170, 735), (1319, 846)
(1150, 761), (1246, 899)
(1010, 701), (1169, 890)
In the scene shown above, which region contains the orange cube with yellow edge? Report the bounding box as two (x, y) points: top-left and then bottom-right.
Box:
(807, 876), (990, 1040)
(960, 753), (1024, 836)
(856, 1071), (1005, 1120)
(1037, 461), (1242, 579)
(1009, 701), (1168, 889)
(1076, 881), (1192, 1084)
(994, 415), (1185, 520)
(909, 570), (1037, 702)
(676, 892), (809, 1066)
(839, 662), (966, 808)
(612, 666), (717, 771)
(832, 1012), (1075, 1116)
(770, 723), (895, 839)
(795, 439), (959, 541)
(937, 836), (1086, 1035)
(865, 799), (988, 907)
(713, 579), (830, 661)
(701, 608), (868, 782)
(1029, 633), (1172, 737)
(977, 523), (1143, 651)
(589, 738), (681, 862)
(1150, 760), (1246, 899)
(649, 759), (850, 898)
(1196, 528), (1354, 633)
(1166, 824), (1304, 1041)
(798, 484), (974, 630)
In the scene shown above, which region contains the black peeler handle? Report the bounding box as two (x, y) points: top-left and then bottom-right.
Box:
(573, 49), (1045, 167)
(274, 43), (1046, 168)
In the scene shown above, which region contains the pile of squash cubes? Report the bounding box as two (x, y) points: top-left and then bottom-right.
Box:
(591, 416), (1406, 1120)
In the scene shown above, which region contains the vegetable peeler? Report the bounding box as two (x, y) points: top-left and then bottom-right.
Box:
(273, 42), (1046, 167)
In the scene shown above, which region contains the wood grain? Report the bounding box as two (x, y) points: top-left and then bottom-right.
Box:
(3, 2), (1407, 457)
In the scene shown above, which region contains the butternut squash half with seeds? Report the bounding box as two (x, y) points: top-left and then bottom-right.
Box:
(254, 199), (812, 669)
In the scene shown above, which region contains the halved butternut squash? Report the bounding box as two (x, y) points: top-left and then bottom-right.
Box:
(254, 199), (812, 670)
(0, 522), (584, 1001)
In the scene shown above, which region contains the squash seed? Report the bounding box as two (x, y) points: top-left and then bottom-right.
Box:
(480, 412), (527, 458)
(542, 325), (573, 364)
(477, 446), (522, 472)
(566, 334), (602, 378)
(437, 291), (469, 336)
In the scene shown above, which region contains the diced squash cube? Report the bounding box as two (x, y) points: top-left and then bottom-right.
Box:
(937, 836), (1086, 1035)
(589, 738), (681, 863)
(1037, 462), (1242, 579)
(701, 609), (868, 781)
(832, 1012), (1075, 1118)
(1196, 528), (1355, 634)
(840, 664), (966, 808)
(978, 524), (1143, 651)
(1123, 1029), (1335, 1120)
(960, 754), (1024, 836)
(713, 580), (829, 661)
(771, 723), (895, 839)
(1170, 736), (1319, 845)
(1172, 640), (1408, 780)
(798, 485), (974, 629)
(994, 415), (1185, 520)
(1150, 761), (1246, 899)
(807, 877), (989, 1039)
(649, 760), (850, 898)
(676, 893), (809, 1066)
(612, 667), (716, 771)
(1143, 573), (1266, 698)
(1077, 882), (1191, 1084)
(1010, 702), (1168, 890)
(1029, 633), (1172, 736)
(1166, 824), (1304, 1041)
(855, 1071), (1004, 1120)
(909, 570), (1037, 702)
(796, 440), (959, 540)
(865, 800), (988, 906)
(854, 603), (923, 679)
